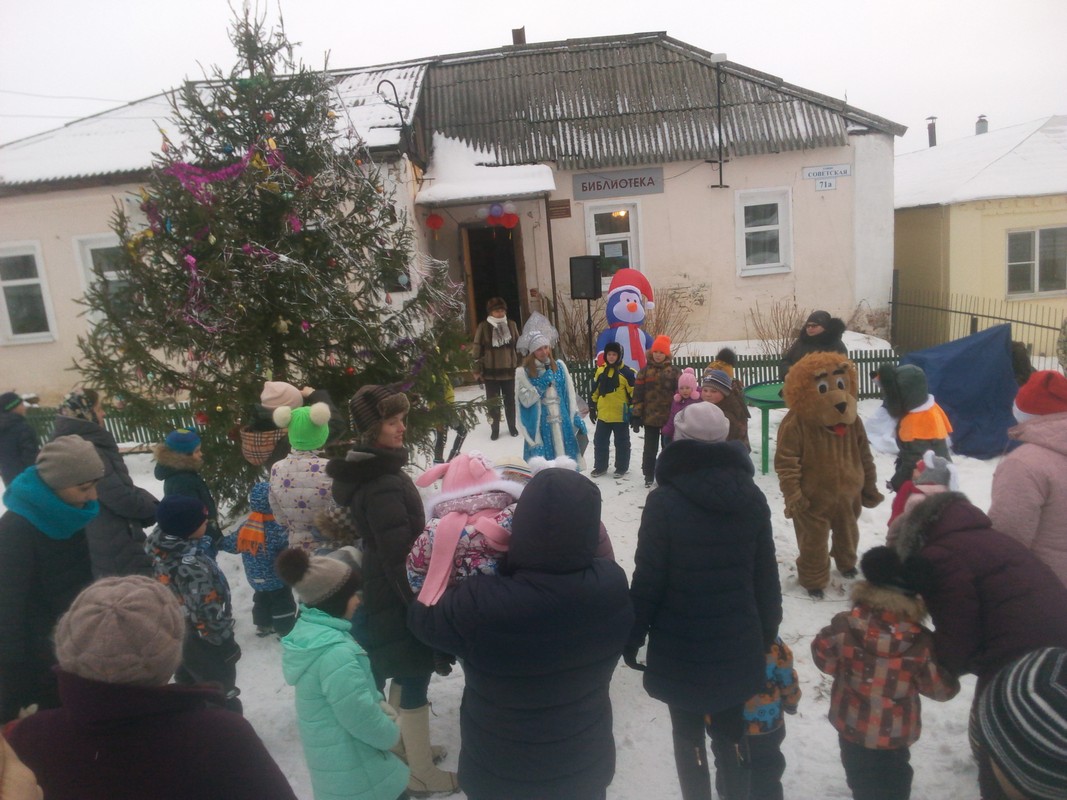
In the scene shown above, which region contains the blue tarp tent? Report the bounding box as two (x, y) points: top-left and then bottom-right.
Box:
(901, 324), (1018, 459)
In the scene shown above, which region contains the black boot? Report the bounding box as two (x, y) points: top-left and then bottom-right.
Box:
(433, 429), (446, 463)
(504, 405), (518, 437)
(490, 420), (500, 441)
(447, 428), (467, 461)
(710, 737), (751, 800)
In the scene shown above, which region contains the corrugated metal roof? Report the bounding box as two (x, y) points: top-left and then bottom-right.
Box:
(418, 32), (905, 170)
(0, 62), (428, 190)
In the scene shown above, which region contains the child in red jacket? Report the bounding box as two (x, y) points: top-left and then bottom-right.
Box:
(812, 546), (959, 800)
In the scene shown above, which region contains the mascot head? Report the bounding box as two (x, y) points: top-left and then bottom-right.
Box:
(783, 352), (859, 429)
(604, 268), (654, 326)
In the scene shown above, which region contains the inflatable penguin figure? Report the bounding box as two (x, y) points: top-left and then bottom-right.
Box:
(595, 268), (654, 371)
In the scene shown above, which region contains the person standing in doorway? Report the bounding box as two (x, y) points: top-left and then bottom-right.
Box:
(472, 297), (520, 440)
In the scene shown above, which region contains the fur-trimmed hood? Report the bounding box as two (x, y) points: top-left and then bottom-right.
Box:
(850, 580), (927, 623)
(892, 491), (991, 562)
(152, 443), (202, 478)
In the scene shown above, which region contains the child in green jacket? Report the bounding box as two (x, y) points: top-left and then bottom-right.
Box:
(277, 547), (410, 800)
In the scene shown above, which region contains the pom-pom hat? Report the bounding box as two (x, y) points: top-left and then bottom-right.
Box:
(606, 268), (655, 309)
(1015, 370), (1067, 418)
(677, 368), (698, 394)
(276, 547), (362, 618)
(54, 575), (184, 687)
(273, 402), (331, 451)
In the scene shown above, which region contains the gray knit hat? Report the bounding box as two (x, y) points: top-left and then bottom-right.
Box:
(54, 575), (185, 686)
(673, 402), (730, 443)
(348, 384), (410, 445)
(37, 435), (106, 490)
(276, 547), (358, 609)
(976, 647), (1067, 800)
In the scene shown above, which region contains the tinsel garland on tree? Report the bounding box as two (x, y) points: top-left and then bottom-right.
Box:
(77, 10), (476, 508)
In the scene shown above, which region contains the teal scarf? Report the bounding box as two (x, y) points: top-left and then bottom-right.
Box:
(3, 466), (99, 540)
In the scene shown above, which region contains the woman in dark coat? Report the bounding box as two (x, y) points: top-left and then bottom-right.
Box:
(51, 390), (158, 578)
(892, 491), (1067, 800)
(8, 575), (296, 800)
(626, 401), (782, 800)
(0, 436), (104, 722)
(409, 468), (634, 800)
(326, 383), (456, 795)
(779, 310), (848, 380)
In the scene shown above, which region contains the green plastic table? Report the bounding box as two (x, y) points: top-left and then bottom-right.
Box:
(743, 381), (786, 475)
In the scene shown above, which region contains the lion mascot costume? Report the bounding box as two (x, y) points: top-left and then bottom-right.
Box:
(775, 352), (883, 597)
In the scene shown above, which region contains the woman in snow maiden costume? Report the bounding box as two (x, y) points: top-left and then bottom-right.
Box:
(515, 331), (587, 469)
(594, 267), (654, 371)
(408, 468), (633, 800)
(327, 384), (457, 795)
(276, 548), (409, 800)
(0, 436), (103, 722)
(625, 402), (782, 800)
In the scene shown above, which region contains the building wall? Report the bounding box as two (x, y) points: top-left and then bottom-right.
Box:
(0, 183), (139, 403)
(894, 206), (950, 294)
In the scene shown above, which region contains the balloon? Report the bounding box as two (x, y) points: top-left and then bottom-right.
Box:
(475, 207), (490, 220)
(425, 213), (444, 230)
(502, 202), (517, 214)
(486, 214), (502, 226)
(502, 213), (519, 229)
(489, 203), (504, 217)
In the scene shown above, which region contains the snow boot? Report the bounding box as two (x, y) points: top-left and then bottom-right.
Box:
(388, 684), (446, 764)
(399, 705), (458, 795)
(672, 737), (712, 800)
(490, 420), (500, 440)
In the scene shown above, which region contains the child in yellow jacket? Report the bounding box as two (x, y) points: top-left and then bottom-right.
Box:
(589, 342), (636, 478)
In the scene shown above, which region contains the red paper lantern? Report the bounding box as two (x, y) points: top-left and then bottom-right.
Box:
(502, 213), (519, 229)
(486, 214), (502, 227)
(425, 213), (444, 231)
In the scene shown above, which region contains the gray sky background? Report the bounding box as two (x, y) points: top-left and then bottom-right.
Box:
(2, 0), (1064, 154)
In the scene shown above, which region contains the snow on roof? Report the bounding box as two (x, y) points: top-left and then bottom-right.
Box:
(0, 63), (429, 188)
(895, 115), (1067, 209)
(415, 134), (556, 206)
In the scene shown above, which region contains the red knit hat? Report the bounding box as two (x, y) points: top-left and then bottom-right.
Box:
(1015, 370), (1067, 416)
(650, 335), (671, 356)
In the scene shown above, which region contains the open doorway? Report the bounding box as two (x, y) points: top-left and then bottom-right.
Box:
(463, 226), (526, 332)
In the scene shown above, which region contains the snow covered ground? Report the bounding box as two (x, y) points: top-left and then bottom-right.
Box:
(8, 337), (1000, 799)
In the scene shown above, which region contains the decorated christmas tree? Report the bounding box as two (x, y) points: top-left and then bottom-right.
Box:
(77, 10), (473, 506)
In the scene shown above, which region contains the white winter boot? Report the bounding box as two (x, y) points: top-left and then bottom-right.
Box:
(388, 683), (446, 764)
(399, 704), (458, 796)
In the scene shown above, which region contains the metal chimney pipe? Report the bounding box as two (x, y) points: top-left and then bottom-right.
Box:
(926, 116), (938, 147)
(976, 114), (989, 135)
(512, 27), (526, 45)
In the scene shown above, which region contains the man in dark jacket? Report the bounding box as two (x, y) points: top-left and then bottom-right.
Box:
(779, 310), (848, 380)
(408, 468), (634, 800)
(0, 392), (38, 487)
(627, 401), (782, 800)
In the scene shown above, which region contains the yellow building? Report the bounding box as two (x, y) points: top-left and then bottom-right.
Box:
(894, 116), (1067, 358)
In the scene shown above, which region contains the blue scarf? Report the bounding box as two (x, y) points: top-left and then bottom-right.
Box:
(3, 466), (99, 540)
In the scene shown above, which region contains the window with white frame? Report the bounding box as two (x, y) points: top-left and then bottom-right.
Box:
(735, 188), (792, 277)
(585, 203), (640, 287)
(1007, 226), (1067, 296)
(0, 243), (55, 344)
(77, 234), (130, 321)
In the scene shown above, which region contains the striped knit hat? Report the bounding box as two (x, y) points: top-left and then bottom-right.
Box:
(348, 384), (410, 445)
(976, 647), (1067, 800)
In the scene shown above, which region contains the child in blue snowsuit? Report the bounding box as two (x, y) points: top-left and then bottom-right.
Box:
(219, 481), (297, 637)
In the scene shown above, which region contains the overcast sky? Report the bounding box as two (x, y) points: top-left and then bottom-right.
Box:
(2, 0), (1064, 154)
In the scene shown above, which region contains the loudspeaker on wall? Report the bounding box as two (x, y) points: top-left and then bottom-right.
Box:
(569, 256), (602, 300)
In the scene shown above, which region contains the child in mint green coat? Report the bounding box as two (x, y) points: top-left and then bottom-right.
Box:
(277, 548), (409, 800)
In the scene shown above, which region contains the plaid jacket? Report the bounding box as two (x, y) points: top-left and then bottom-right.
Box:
(811, 582), (959, 749)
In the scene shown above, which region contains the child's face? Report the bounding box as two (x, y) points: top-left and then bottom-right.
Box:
(489, 308), (507, 319)
(651, 351), (667, 363)
(679, 385), (693, 399)
(605, 351), (619, 365)
(701, 386), (725, 404)
(191, 446), (204, 465)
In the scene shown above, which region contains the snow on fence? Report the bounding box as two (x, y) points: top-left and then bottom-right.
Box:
(26, 403), (199, 451)
(566, 350), (899, 400)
